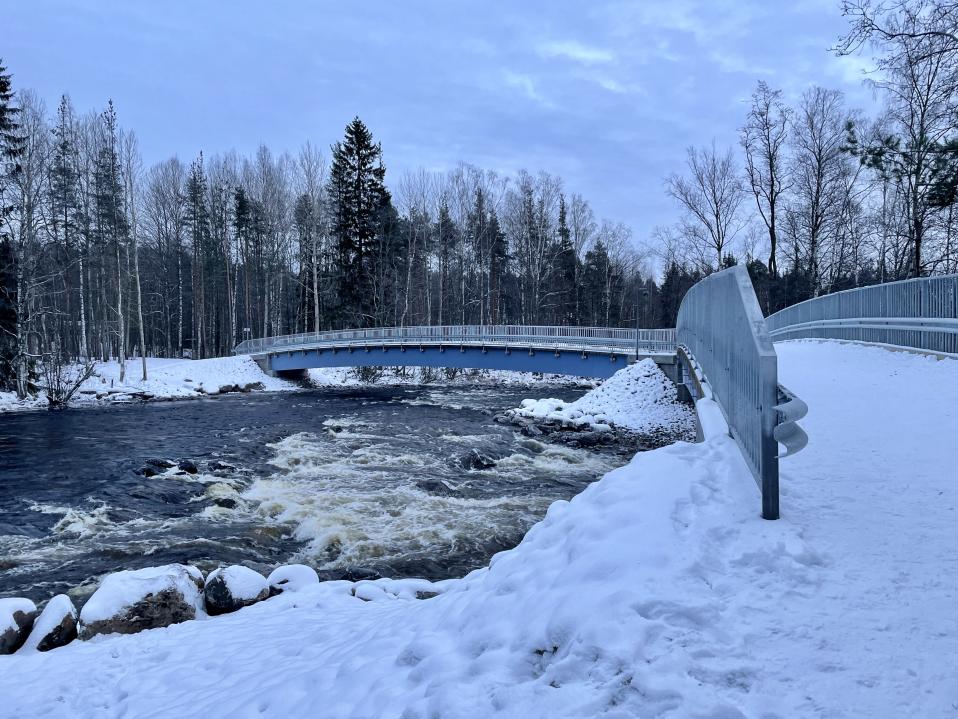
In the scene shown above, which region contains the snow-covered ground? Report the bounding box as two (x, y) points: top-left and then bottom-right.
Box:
(1, 340), (956, 717)
(0, 356), (591, 413)
(504, 357), (695, 437)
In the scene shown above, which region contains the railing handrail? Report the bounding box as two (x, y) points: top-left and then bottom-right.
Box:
(766, 273), (958, 356)
(676, 264), (786, 520)
(234, 325), (677, 356)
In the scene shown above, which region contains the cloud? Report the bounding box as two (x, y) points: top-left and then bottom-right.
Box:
(538, 40), (614, 65)
(501, 70), (554, 108)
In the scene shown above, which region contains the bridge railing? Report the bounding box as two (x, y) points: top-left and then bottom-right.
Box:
(234, 325), (677, 356)
(766, 274), (958, 355)
(677, 264), (804, 520)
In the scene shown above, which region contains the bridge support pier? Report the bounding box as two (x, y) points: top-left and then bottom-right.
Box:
(252, 354), (308, 382)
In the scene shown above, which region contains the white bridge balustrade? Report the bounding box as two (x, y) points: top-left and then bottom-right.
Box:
(234, 326), (678, 357)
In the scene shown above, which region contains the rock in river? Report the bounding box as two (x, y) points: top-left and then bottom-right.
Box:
(78, 564), (205, 639)
(266, 564), (320, 596)
(459, 449), (497, 470)
(204, 565), (270, 615)
(0, 598), (37, 654)
(19, 594), (77, 652)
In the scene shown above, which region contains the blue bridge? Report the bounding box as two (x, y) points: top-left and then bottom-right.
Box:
(235, 326), (679, 381)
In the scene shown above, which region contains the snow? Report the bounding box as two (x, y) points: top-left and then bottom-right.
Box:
(207, 566), (268, 602)
(506, 357), (695, 436)
(17, 595), (75, 653)
(266, 564), (319, 593)
(78, 565), (205, 625)
(0, 598), (36, 634)
(0, 356), (591, 413)
(1, 340), (956, 717)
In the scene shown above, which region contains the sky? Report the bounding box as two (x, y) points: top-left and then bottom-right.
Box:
(6, 0), (878, 247)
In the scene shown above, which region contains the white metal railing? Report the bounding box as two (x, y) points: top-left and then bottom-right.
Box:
(677, 264), (806, 520)
(234, 325), (677, 356)
(766, 274), (958, 355)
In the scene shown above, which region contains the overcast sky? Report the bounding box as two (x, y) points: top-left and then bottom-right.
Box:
(7, 0), (877, 245)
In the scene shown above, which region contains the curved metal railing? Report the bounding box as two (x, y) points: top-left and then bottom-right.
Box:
(234, 325), (677, 356)
(677, 264), (807, 520)
(767, 274), (958, 355)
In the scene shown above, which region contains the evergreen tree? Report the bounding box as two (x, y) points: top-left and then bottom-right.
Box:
(554, 194), (578, 324)
(434, 199), (457, 325)
(185, 155), (210, 357)
(487, 208), (507, 324)
(0, 60), (23, 390)
(327, 117), (390, 327)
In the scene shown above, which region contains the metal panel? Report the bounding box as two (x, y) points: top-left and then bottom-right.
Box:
(766, 274), (958, 355)
(677, 265), (782, 519)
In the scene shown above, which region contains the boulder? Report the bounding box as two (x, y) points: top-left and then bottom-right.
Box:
(338, 566), (381, 582)
(177, 459), (198, 474)
(204, 565), (269, 615)
(266, 564), (319, 596)
(207, 460), (235, 473)
(19, 595), (77, 652)
(459, 449), (497, 471)
(416, 478), (456, 496)
(519, 422), (544, 437)
(79, 564), (205, 639)
(0, 598), (38, 654)
(145, 458), (175, 470)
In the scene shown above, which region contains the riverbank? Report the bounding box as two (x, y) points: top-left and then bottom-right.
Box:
(2, 341), (955, 716)
(0, 355), (593, 414)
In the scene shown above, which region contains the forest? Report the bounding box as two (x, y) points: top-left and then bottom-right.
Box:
(0, 0), (956, 398)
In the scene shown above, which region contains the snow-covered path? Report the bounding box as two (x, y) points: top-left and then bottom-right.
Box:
(1, 340), (955, 718)
(768, 340), (958, 716)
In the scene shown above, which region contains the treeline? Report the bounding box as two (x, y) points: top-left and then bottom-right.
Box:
(0, 80), (659, 397)
(659, 0), (958, 312)
(2, 1), (956, 399)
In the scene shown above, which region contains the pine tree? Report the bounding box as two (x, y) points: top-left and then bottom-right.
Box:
(327, 117), (390, 327)
(0, 60), (23, 390)
(49, 95), (81, 355)
(434, 199), (457, 325)
(185, 155), (210, 357)
(488, 208), (507, 324)
(554, 194), (578, 324)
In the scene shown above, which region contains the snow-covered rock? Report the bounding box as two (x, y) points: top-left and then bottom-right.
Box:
(506, 357), (695, 439)
(0, 598), (37, 654)
(79, 564), (205, 639)
(18, 595), (77, 653)
(204, 566), (270, 615)
(266, 564), (320, 595)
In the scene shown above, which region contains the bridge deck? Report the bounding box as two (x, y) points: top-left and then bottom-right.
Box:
(237, 326), (677, 379)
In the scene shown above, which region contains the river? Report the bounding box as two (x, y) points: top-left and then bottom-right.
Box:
(0, 385), (628, 605)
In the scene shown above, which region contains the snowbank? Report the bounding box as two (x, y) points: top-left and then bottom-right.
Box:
(1, 356), (590, 413)
(506, 357), (695, 437)
(1, 341), (955, 716)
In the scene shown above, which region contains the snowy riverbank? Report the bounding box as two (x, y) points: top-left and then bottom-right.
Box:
(2, 341), (956, 716)
(0, 355), (592, 413)
(503, 357), (695, 439)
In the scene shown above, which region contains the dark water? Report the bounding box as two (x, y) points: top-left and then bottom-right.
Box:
(0, 385), (626, 604)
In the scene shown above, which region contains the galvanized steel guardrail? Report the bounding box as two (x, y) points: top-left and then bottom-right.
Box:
(234, 325), (677, 357)
(766, 274), (958, 355)
(677, 264), (807, 520)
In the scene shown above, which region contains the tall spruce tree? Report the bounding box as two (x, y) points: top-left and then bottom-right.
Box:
(554, 194), (578, 324)
(327, 117), (390, 327)
(0, 60), (23, 390)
